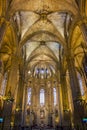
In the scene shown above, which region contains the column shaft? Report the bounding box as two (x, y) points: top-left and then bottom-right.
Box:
(14, 65), (25, 129)
(61, 75), (70, 126)
(5, 56), (19, 97)
(67, 56), (84, 128)
(0, 60), (4, 94)
(67, 57), (81, 99)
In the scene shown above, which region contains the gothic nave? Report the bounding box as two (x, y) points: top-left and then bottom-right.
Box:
(0, 0), (87, 130)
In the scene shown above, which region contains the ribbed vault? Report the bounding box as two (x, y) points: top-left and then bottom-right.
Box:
(0, 0), (87, 83)
(0, 1), (87, 129)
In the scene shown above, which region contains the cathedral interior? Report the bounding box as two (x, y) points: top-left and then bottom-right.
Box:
(0, 0), (87, 130)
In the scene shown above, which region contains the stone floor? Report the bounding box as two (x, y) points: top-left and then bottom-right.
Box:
(0, 125), (87, 130)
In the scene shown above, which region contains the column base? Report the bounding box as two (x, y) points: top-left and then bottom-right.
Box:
(2, 100), (13, 130)
(14, 110), (22, 130)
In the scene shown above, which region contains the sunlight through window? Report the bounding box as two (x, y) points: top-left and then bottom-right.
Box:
(40, 89), (45, 106)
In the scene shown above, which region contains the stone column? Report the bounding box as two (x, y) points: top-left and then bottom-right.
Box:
(66, 55), (84, 128)
(67, 56), (81, 98)
(45, 83), (48, 107)
(66, 71), (74, 128)
(57, 83), (63, 127)
(36, 83), (39, 108)
(5, 56), (19, 97)
(21, 83), (27, 127)
(48, 87), (51, 112)
(0, 60), (4, 93)
(34, 82), (38, 117)
(2, 91), (14, 130)
(59, 55), (70, 127)
(2, 55), (19, 130)
(14, 65), (25, 130)
(48, 81), (53, 112)
(60, 73), (70, 127)
(46, 81), (50, 107)
(55, 84), (60, 127)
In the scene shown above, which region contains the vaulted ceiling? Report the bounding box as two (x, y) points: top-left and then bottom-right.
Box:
(0, 0), (87, 76)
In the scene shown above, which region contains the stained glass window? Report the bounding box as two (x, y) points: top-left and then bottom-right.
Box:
(53, 88), (57, 106)
(0, 73), (7, 96)
(78, 74), (84, 96)
(27, 88), (32, 105)
(40, 89), (45, 106)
